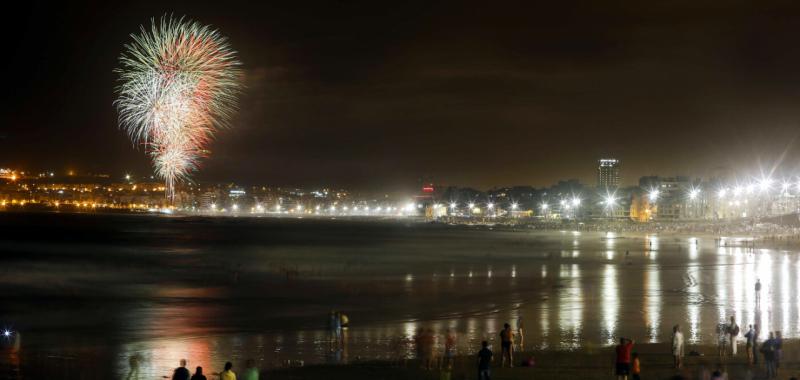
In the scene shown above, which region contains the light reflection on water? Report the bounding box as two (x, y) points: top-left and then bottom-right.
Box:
(602, 264), (618, 345)
(644, 264), (660, 343)
(105, 234), (800, 376)
(7, 221), (800, 377)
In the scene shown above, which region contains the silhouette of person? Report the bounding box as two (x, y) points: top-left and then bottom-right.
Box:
(172, 359), (190, 380)
(755, 279), (762, 305)
(190, 366), (207, 380)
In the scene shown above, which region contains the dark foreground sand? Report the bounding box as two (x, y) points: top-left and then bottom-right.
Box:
(264, 340), (800, 380)
(2, 334), (798, 379)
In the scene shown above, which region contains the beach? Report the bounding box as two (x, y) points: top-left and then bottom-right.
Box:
(263, 340), (800, 379)
(1, 212), (799, 378)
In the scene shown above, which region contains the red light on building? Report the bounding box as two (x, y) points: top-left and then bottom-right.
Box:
(422, 185), (434, 193)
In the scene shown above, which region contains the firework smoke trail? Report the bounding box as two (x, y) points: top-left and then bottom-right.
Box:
(114, 15), (242, 199)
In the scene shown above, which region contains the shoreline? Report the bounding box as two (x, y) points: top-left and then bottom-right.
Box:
(263, 340), (800, 380)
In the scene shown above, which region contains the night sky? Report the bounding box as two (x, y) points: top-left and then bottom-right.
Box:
(5, 1), (800, 191)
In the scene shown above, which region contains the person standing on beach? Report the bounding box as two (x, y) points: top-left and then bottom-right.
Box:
(774, 331), (783, 370)
(334, 311), (343, 342)
(220, 362), (236, 380)
(755, 279), (762, 305)
(615, 337), (634, 380)
(631, 352), (641, 380)
(761, 332), (776, 379)
(328, 310), (339, 347)
(744, 324), (755, 365)
(424, 328), (436, 370)
(752, 324), (760, 365)
(172, 359), (190, 380)
(190, 367), (206, 380)
(727, 316), (739, 356)
(671, 324), (684, 368)
(443, 328), (457, 369)
(499, 323), (514, 368)
(517, 316), (524, 352)
(241, 359), (258, 380)
(477, 341), (493, 380)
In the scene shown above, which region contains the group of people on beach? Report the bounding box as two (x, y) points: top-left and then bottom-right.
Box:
(410, 328), (459, 370)
(609, 314), (786, 380)
(167, 359), (259, 380)
(471, 319), (531, 380)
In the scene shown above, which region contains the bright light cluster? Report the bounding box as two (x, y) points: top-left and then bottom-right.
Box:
(115, 15), (242, 198)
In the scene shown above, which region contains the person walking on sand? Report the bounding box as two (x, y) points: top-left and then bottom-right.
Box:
(499, 323), (514, 368)
(615, 337), (634, 380)
(671, 324), (684, 368)
(727, 316), (740, 356)
(477, 340), (493, 380)
(744, 324), (755, 365)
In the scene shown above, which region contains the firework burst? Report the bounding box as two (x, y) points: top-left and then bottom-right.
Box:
(114, 15), (242, 199)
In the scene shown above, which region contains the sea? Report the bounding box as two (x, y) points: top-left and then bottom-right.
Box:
(0, 212), (795, 378)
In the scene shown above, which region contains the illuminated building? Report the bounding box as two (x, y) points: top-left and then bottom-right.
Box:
(597, 158), (620, 189)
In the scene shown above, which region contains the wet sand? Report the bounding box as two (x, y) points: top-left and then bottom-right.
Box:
(1, 212), (799, 378)
(265, 339), (800, 380)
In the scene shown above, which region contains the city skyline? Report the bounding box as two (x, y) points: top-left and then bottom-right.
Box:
(5, 1), (800, 192)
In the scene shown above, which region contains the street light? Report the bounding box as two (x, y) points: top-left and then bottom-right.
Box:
(689, 188), (700, 200)
(648, 189), (660, 202)
(511, 202), (518, 210)
(758, 177), (772, 192)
